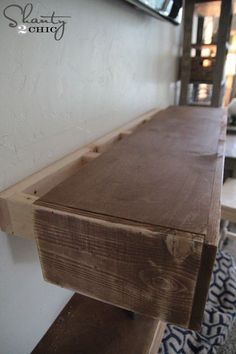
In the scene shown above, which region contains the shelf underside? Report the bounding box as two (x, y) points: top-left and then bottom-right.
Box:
(32, 294), (166, 354)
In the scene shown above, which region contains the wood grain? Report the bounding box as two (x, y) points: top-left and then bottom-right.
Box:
(211, 0), (232, 107)
(36, 106), (224, 237)
(0, 108), (159, 239)
(31, 294), (166, 354)
(179, 1), (195, 105)
(35, 206), (203, 327)
(34, 106), (226, 330)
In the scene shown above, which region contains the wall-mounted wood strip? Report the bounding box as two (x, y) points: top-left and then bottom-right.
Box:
(34, 106), (226, 330)
(0, 108), (159, 239)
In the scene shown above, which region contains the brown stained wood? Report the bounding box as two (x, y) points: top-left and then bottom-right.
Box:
(35, 206), (203, 327)
(34, 106), (226, 330)
(36, 106), (224, 237)
(32, 294), (166, 354)
(0, 108), (159, 239)
(179, 1), (195, 105)
(211, 0), (232, 107)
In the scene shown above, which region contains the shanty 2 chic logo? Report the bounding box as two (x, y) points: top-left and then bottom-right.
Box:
(3, 3), (71, 41)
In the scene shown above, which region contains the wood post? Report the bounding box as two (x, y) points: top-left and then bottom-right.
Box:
(211, 0), (232, 107)
(179, 0), (195, 105)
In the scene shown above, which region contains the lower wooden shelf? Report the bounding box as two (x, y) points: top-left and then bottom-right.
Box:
(31, 294), (166, 354)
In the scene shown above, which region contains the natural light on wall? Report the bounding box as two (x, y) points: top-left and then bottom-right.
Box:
(226, 53), (236, 77)
(224, 53), (236, 106)
(203, 17), (214, 44)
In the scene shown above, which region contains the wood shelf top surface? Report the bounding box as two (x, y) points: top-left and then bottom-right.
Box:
(37, 106), (225, 239)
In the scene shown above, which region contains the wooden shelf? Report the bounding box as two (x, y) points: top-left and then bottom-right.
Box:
(32, 294), (166, 354)
(0, 106), (226, 338)
(0, 107), (165, 354)
(0, 108), (158, 239)
(34, 106), (226, 330)
(191, 43), (217, 49)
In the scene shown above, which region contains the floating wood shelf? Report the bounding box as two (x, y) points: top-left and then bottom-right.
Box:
(34, 106), (225, 330)
(32, 293), (166, 354)
(0, 106), (226, 338)
(0, 108), (166, 354)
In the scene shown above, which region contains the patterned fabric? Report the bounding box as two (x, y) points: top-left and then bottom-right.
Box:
(159, 250), (236, 354)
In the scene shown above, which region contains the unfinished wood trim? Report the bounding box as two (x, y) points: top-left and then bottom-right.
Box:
(0, 146), (91, 200)
(2, 193), (38, 238)
(89, 110), (157, 153)
(0, 108), (160, 239)
(149, 321), (166, 354)
(82, 151), (101, 163)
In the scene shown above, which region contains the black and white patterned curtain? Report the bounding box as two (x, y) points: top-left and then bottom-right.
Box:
(159, 250), (236, 354)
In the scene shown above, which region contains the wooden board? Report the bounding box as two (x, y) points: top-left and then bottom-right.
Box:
(211, 0), (232, 107)
(0, 108), (159, 239)
(32, 294), (166, 354)
(34, 106), (226, 330)
(0, 108), (166, 354)
(179, 1), (195, 105)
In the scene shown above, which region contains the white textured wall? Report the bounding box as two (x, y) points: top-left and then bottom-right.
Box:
(0, 0), (180, 353)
